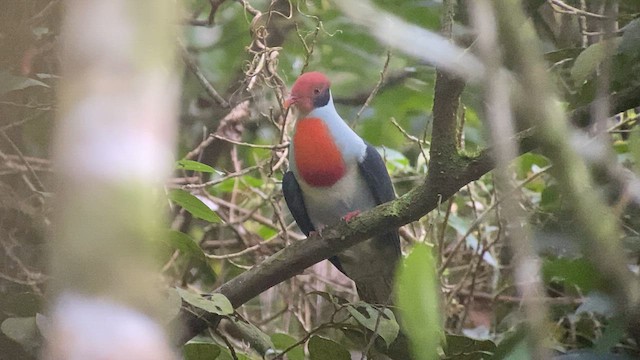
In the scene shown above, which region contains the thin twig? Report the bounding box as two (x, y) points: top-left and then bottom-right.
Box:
(205, 240), (271, 260)
(212, 133), (289, 149)
(295, 22), (321, 75)
(27, 0), (60, 26)
(351, 50), (392, 127)
(182, 165), (259, 189)
(437, 197), (454, 267)
(235, 0), (260, 17)
(439, 165), (551, 273)
(390, 117), (429, 167)
(184, 101), (250, 160)
(0, 131), (46, 192)
(455, 289), (583, 305)
(548, 0), (611, 19)
(207, 195), (305, 241)
(360, 304), (390, 360)
(212, 328), (239, 360)
(272, 323), (334, 360)
(186, 0), (226, 26)
(0, 111), (47, 132)
(181, 45), (230, 108)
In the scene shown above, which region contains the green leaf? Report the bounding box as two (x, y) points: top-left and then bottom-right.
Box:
(183, 340), (222, 360)
(1, 317), (39, 349)
(516, 153), (549, 179)
(308, 335), (350, 360)
(571, 38), (622, 84)
(227, 317), (274, 355)
(380, 147), (411, 173)
(346, 302), (399, 347)
(613, 140), (629, 155)
(169, 189), (220, 222)
(176, 288), (233, 315)
(270, 333), (304, 360)
(594, 315), (626, 353)
(241, 175), (263, 188)
(176, 159), (219, 174)
(35, 313), (49, 340)
(159, 288), (183, 324)
(212, 176), (263, 193)
(216, 349), (251, 360)
(255, 224), (277, 240)
(0, 71), (49, 96)
(490, 327), (529, 360)
(165, 230), (206, 261)
(542, 258), (604, 293)
(629, 130), (640, 172)
(544, 48), (584, 64)
(553, 351), (634, 360)
(395, 243), (442, 360)
(540, 184), (561, 211)
(1, 292), (42, 317)
(448, 216), (497, 268)
(162, 231), (217, 284)
(618, 18), (640, 58)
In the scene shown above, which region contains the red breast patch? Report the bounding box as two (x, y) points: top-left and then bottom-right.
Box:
(294, 118), (346, 187)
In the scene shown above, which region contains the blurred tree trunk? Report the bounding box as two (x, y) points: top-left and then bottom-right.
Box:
(44, 1), (179, 359)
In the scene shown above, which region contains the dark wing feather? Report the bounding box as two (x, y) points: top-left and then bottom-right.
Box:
(358, 144), (397, 204)
(283, 171), (315, 236)
(282, 171), (346, 274)
(358, 144), (401, 256)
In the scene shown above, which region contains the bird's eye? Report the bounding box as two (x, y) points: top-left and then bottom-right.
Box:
(313, 88), (320, 94)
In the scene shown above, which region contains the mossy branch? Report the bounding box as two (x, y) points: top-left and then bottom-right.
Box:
(174, 149), (495, 345)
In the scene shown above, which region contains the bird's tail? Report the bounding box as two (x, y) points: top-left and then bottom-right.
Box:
(346, 233), (400, 306)
(354, 273), (395, 306)
(354, 273), (415, 360)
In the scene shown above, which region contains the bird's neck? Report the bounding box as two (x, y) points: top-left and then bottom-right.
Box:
(304, 93), (366, 157)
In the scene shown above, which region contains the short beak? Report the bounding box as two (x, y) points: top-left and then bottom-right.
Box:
(284, 96), (296, 109)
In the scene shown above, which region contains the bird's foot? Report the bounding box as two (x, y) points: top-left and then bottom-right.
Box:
(342, 210), (361, 223)
(309, 226), (325, 238)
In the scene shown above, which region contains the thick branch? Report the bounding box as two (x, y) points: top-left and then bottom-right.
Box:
(430, 71), (465, 162)
(570, 83), (640, 127)
(173, 150), (494, 344)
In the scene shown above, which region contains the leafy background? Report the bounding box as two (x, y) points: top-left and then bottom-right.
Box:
(1, 0), (640, 359)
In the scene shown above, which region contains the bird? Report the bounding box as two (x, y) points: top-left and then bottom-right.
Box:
(282, 71), (401, 305)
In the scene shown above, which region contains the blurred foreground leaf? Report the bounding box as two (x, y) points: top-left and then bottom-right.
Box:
(396, 243), (442, 360)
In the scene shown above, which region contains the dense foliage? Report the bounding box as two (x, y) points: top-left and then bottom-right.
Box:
(1, 0), (640, 359)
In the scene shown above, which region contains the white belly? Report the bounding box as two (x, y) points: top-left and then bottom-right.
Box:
(293, 157), (399, 303)
(298, 164), (376, 229)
